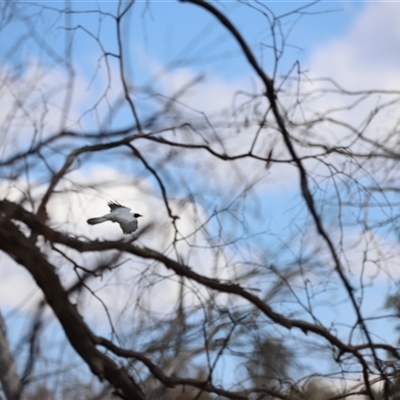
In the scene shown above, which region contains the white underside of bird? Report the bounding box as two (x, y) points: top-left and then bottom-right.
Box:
(87, 202), (142, 234)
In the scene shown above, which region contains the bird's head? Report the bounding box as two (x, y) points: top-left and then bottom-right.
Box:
(133, 213), (143, 218)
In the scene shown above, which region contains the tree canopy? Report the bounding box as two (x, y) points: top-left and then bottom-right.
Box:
(1, 1), (400, 399)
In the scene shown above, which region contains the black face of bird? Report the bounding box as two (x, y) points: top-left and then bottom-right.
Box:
(133, 213), (143, 218)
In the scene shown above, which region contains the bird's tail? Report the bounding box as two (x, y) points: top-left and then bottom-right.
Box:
(87, 216), (109, 225)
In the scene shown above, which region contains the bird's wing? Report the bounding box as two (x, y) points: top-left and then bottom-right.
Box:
(108, 201), (131, 212)
(118, 219), (138, 234)
(112, 207), (132, 221)
(112, 210), (138, 234)
(105, 204), (139, 234)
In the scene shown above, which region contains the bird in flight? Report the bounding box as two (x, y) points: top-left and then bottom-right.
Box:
(87, 201), (142, 234)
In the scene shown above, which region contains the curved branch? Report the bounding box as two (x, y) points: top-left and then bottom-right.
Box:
(180, 1), (385, 395)
(0, 200), (382, 374)
(0, 209), (145, 400)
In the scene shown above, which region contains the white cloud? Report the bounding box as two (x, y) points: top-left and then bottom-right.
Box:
(309, 2), (400, 91)
(285, 2), (400, 152)
(1, 163), (250, 323)
(277, 2), (400, 190)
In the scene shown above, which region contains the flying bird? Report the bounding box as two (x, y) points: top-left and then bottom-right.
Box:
(87, 201), (142, 234)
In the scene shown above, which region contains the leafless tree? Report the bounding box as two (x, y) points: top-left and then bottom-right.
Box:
(1, 1), (400, 399)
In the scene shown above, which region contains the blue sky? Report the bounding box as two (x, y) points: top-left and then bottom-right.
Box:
(129, 1), (365, 76)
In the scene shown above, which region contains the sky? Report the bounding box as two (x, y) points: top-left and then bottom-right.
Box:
(2, 0), (400, 396)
